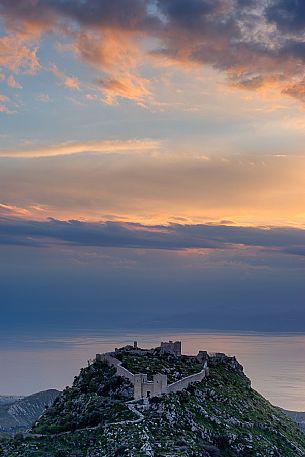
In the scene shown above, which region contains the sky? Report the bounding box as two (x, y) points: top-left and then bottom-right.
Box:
(2, 0), (305, 333)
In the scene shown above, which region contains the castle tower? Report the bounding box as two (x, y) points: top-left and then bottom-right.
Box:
(133, 373), (147, 400)
(160, 340), (182, 356)
(153, 373), (168, 396)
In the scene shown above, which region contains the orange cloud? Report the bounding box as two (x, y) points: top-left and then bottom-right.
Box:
(0, 139), (160, 158)
(97, 76), (151, 104)
(2, 1), (305, 106)
(0, 33), (39, 74)
(50, 64), (80, 90)
(0, 203), (29, 217)
(69, 29), (151, 103)
(1, 148), (305, 227)
(7, 74), (22, 89)
(0, 93), (10, 113)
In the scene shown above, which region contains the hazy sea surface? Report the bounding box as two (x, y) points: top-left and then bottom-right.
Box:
(0, 330), (304, 411)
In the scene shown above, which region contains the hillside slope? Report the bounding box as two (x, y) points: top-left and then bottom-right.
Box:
(0, 390), (60, 433)
(1, 353), (305, 456)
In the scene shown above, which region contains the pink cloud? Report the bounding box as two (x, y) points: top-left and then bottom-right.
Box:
(1, 1), (305, 104)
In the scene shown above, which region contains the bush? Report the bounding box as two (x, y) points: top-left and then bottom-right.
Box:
(55, 450), (68, 457)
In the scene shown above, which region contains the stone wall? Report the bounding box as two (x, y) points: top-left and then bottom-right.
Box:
(153, 373), (168, 396)
(96, 353), (120, 367)
(96, 351), (208, 400)
(96, 353), (135, 383)
(167, 367), (208, 394)
(116, 365), (135, 383)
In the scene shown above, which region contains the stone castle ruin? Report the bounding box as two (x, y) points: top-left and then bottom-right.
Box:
(160, 340), (182, 356)
(96, 341), (209, 401)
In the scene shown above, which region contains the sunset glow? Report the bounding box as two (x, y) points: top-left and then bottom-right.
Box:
(1, 0), (305, 334)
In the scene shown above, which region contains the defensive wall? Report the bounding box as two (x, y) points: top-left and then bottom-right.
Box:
(97, 353), (135, 383)
(96, 353), (167, 400)
(167, 366), (208, 394)
(96, 341), (209, 400)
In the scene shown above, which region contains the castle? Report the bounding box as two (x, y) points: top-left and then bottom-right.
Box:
(96, 341), (209, 401)
(160, 340), (181, 356)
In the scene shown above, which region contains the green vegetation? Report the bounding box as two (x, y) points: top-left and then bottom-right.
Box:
(32, 360), (135, 434)
(1, 354), (305, 456)
(141, 360), (305, 456)
(116, 351), (204, 383)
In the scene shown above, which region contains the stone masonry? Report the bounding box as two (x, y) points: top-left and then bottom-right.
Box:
(160, 340), (182, 357)
(96, 341), (208, 401)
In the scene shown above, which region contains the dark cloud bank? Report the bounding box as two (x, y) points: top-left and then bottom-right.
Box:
(2, 217), (305, 256)
(2, 217), (305, 333)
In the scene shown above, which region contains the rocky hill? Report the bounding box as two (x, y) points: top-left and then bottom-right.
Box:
(0, 390), (60, 434)
(1, 350), (305, 456)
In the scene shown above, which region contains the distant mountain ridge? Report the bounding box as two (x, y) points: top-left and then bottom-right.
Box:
(0, 390), (60, 433)
(0, 396), (24, 406)
(283, 409), (305, 435)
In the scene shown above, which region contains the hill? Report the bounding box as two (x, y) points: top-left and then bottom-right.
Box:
(283, 410), (305, 435)
(0, 347), (305, 456)
(0, 390), (60, 434)
(0, 397), (24, 406)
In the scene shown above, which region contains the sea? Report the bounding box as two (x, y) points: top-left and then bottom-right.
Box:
(0, 330), (304, 411)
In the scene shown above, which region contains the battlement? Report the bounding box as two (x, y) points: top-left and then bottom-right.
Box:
(96, 341), (208, 400)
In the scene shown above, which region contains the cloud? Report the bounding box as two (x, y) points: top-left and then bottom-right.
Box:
(6, 74), (22, 89)
(35, 92), (51, 102)
(3, 0), (305, 104)
(1, 151), (305, 225)
(1, 217), (305, 259)
(0, 138), (160, 158)
(69, 28), (151, 104)
(0, 93), (12, 113)
(0, 33), (40, 74)
(0, 203), (29, 217)
(96, 75), (151, 105)
(49, 64), (80, 90)
(266, 0), (305, 32)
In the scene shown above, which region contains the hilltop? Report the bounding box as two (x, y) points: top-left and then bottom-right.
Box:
(0, 343), (305, 456)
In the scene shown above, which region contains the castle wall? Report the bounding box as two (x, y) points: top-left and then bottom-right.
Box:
(96, 353), (120, 367)
(96, 347), (208, 400)
(96, 353), (135, 382)
(167, 367), (208, 394)
(117, 365), (135, 382)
